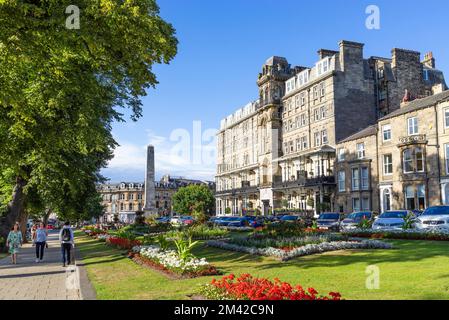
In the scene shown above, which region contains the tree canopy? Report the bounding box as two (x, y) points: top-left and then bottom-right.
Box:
(0, 0), (177, 240)
(172, 185), (215, 221)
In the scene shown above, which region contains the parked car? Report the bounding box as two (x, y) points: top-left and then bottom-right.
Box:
(208, 216), (221, 224)
(249, 216), (265, 228)
(279, 215), (300, 222)
(412, 210), (424, 217)
(372, 210), (414, 231)
(214, 216), (234, 226)
(179, 216), (194, 225)
(170, 216), (182, 225)
(340, 211), (376, 231)
(316, 213), (341, 231)
(226, 217), (250, 227)
(415, 206), (449, 231)
(156, 216), (170, 223)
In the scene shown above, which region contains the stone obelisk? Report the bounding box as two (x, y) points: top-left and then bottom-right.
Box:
(143, 145), (157, 216)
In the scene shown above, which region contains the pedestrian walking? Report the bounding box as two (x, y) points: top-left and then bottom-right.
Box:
(30, 224), (37, 245)
(59, 221), (74, 267)
(6, 223), (23, 265)
(33, 222), (48, 263)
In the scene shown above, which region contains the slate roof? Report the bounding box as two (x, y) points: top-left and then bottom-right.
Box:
(338, 125), (378, 144)
(379, 90), (449, 121)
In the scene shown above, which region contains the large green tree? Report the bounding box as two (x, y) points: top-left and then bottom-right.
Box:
(0, 0), (177, 241)
(172, 185), (215, 221)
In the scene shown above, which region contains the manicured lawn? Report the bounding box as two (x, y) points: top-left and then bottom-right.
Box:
(76, 232), (449, 300)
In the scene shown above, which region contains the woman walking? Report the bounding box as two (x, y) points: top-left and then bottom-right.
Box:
(6, 223), (23, 265)
(33, 222), (48, 263)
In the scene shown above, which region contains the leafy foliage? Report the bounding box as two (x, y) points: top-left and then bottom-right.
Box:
(172, 185), (214, 218)
(0, 0), (178, 237)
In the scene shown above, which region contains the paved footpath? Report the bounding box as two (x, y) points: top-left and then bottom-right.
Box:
(0, 230), (84, 300)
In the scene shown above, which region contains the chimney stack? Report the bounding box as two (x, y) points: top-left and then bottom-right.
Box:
(422, 51), (435, 69)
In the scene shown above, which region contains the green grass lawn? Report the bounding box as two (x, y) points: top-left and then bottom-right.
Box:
(76, 232), (449, 300)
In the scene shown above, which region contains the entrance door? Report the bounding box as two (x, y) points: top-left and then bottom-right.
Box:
(382, 188), (391, 212)
(262, 200), (270, 216)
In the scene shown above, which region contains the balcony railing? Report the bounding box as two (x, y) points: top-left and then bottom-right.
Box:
(215, 185), (259, 196)
(398, 134), (427, 146)
(274, 175), (335, 189)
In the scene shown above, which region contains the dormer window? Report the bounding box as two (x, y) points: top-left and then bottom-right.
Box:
(316, 57), (330, 76)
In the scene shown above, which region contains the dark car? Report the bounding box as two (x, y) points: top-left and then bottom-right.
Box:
(340, 211), (376, 231)
(248, 216), (265, 228)
(226, 217), (250, 227)
(214, 216), (235, 226)
(156, 216), (170, 223)
(316, 213), (341, 231)
(279, 215), (300, 222)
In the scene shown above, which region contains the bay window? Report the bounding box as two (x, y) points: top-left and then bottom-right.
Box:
(338, 171), (346, 192)
(352, 168), (360, 191)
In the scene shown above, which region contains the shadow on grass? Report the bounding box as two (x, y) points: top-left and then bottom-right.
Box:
(253, 240), (449, 272)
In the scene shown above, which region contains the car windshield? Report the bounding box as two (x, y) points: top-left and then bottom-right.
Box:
(347, 212), (372, 220)
(319, 214), (339, 220)
(422, 206), (449, 216)
(380, 211), (407, 219)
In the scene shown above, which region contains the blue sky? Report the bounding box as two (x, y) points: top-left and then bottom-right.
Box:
(101, 0), (449, 183)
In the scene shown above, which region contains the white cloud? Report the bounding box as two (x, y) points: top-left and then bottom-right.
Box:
(103, 129), (217, 182)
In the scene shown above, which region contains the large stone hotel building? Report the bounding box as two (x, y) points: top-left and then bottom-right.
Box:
(215, 40), (447, 216)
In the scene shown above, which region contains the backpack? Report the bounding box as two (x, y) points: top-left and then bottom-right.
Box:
(62, 228), (71, 242)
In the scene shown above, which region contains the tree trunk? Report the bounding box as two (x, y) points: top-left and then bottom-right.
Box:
(43, 209), (51, 225)
(0, 176), (27, 248)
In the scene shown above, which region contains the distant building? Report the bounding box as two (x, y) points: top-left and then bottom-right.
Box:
(97, 175), (214, 223)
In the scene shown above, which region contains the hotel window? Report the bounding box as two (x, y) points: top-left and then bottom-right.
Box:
(403, 147), (424, 173)
(338, 171), (345, 192)
(352, 198), (361, 212)
(356, 143), (365, 159)
(320, 82), (326, 97)
(316, 57), (329, 76)
(403, 149), (413, 173)
(295, 95), (300, 108)
(289, 119), (294, 130)
(313, 86), (319, 100)
(352, 168), (360, 191)
(301, 92), (306, 106)
(338, 148), (346, 162)
(289, 140), (294, 153)
(445, 109), (449, 128)
(296, 138), (301, 151)
(405, 186), (415, 210)
(321, 130), (328, 144)
(320, 105), (326, 119)
(361, 167), (369, 190)
(423, 69), (429, 81)
(445, 144), (449, 174)
(284, 142), (289, 154)
(382, 125), (391, 142)
(362, 197), (370, 211)
(377, 67), (384, 79)
(301, 113), (306, 126)
(283, 122), (288, 132)
(314, 108), (320, 121)
(383, 154), (393, 175)
(314, 160), (322, 176)
(295, 116), (300, 128)
(417, 185), (426, 210)
(302, 136), (308, 149)
(314, 132), (321, 147)
(407, 117), (418, 135)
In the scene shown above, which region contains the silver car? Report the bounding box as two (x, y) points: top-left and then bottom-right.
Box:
(372, 210), (414, 231)
(415, 206), (449, 231)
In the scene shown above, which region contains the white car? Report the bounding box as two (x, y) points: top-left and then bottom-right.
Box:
(170, 216), (182, 225)
(372, 210), (414, 231)
(415, 206), (449, 231)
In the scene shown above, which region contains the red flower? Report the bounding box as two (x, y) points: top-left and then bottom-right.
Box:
(209, 274), (342, 300)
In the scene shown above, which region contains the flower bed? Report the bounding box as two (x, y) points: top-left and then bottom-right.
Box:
(343, 228), (449, 241)
(198, 274), (342, 300)
(228, 234), (346, 249)
(206, 239), (393, 261)
(106, 236), (141, 250)
(131, 245), (220, 278)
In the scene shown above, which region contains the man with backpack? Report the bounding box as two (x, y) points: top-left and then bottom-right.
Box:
(59, 221), (74, 267)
